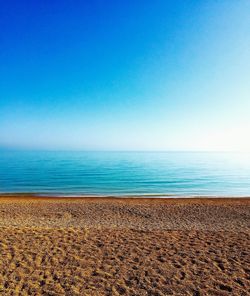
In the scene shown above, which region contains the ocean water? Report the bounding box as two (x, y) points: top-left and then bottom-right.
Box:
(0, 150), (250, 197)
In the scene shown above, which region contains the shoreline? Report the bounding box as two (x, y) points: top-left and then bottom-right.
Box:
(1, 193), (250, 200)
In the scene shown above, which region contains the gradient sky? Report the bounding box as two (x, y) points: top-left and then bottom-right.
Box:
(1, 0), (250, 151)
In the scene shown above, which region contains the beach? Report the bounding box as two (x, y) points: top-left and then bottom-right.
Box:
(0, 196), (249, 295)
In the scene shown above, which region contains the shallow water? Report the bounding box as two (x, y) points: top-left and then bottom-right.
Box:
(0, 150), (250, 196)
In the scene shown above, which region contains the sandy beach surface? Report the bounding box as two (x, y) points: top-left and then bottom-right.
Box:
(0, 196), (249, 295)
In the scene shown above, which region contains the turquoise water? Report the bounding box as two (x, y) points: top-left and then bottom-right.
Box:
(0, 150), (250, 197)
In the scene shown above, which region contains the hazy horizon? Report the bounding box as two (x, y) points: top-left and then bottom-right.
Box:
(1, 1), (250, 151)
(1, 146), (250, 153)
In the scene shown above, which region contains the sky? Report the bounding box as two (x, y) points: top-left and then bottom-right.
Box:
(0, 0), (250, 151)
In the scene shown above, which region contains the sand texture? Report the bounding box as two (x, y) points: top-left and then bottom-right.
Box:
(0, 196), (249, 295)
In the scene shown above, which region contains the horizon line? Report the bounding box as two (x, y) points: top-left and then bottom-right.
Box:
(0, 146), (245, 153)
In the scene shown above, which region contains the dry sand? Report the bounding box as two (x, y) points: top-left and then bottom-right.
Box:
(0, 196), (249, 295)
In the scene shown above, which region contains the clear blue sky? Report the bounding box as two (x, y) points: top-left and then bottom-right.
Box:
(1, 0), (250, 151)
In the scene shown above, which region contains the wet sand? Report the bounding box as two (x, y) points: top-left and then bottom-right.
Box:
(0, 196), (249, 295)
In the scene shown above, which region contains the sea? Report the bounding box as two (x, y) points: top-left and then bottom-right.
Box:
(0, 150), (250, 197)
